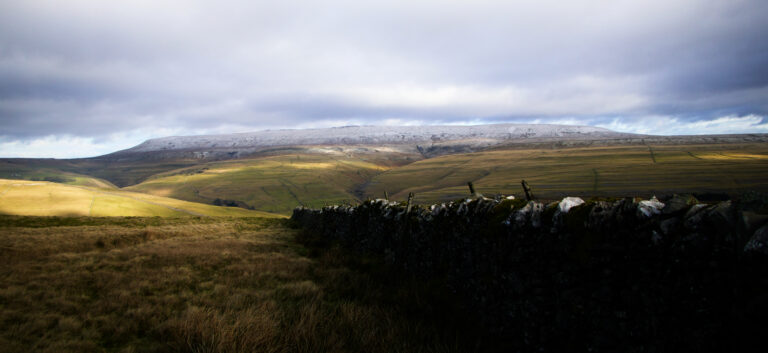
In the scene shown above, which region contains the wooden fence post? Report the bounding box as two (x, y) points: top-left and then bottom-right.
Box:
(521, 180), (534, 201)
(406, 192), (414, 213)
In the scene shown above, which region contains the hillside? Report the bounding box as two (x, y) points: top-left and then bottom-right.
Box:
(0, 160), (117, 188)
(362, 142), (768, 203)
(0, 179), (281, 217)
(1, 124), (768, 216)
(0, 157), (203, 188)
(125, 152), (396, 214)
(2, 124), (766, 189)
(116, 142), (768, 215)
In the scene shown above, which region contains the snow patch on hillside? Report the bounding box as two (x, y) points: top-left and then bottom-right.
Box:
(124, 124), (622, 153)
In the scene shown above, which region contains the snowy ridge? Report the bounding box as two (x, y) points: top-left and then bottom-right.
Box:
(123, 124), (624, 153)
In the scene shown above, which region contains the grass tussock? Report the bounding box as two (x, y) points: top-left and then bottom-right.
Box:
(0, 216), (472, 353)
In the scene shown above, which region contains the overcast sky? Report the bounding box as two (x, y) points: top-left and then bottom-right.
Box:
(1, 0), (767, 158)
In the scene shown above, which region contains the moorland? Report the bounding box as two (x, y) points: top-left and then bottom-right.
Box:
(2, 138), (768, 216)
(2, 125), (768, 352)
(0, 215), (478, 352)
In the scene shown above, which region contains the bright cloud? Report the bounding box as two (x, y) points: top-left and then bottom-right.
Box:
(597, 115), (768, 135)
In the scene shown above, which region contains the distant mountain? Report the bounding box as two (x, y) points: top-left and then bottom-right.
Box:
(102, 124), (635, 161)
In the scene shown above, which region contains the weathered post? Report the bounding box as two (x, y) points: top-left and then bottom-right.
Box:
(467, 181), (483, 198)
(521, 180), (534, 201)
(406, 192), (414, 213)
(384, 190), (389, 201)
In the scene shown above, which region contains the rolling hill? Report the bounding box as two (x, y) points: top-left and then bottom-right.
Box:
(2, 124), (768, 216)
(124, 152), (395, 214)
(361, 142), (768, 204)
(117, 141), (768, 214)
(0, 160), (117, 188)
(0, 179), (281, 217)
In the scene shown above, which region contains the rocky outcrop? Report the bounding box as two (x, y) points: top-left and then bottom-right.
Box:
(292, 194), (768, 352)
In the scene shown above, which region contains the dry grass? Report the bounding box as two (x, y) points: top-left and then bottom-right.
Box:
(0, 216), (470, 353)
(364, 143), (768, 203)
(0, 179), (281, 218)
(125, 154), (398, 215)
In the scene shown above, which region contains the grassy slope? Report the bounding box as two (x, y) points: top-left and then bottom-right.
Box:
(0, 160), (117, 189)
(0, 216), (470, 353)
(0, 179), (281, 217)
(0, 158), (201, 188)
(126, 153), (393, 214)
(364, 143), (768, 203)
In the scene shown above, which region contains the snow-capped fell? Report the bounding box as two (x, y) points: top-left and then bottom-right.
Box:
(123, 124), (623, 153)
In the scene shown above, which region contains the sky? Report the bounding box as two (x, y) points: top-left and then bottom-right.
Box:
(1, 0), (767, 158)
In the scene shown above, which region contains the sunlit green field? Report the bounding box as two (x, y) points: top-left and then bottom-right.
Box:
(126, 154), (392, 214)
(363, 143), (768, 203)
(0, 179), (281, 217)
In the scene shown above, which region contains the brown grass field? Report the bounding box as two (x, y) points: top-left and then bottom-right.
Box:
(119, 142), (768, 213)
(124, 153), (396, 214)
(0, 216), (473, 353)
(0, 179), (281, 218)
(363, 143), (768, 204)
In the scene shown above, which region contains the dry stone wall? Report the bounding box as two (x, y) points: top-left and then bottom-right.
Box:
(292, 193), (768, 352)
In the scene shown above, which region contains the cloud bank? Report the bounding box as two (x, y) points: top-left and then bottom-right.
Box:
(1, 0), (767, 157)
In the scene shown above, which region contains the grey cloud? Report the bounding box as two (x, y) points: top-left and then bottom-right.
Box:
(1, 0), (767, 150)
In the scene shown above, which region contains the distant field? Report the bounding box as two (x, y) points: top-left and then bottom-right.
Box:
(0, 179), (280, 217)
(126, 153), (393, 214)
(0, 216), (470, 352)
(363, 143), (768, 204)
(3, 142), (768, 214)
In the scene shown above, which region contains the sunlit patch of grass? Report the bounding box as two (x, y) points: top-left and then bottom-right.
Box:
(144, 187), (174, 197)
(90, 194), (186, 217)
(695, 153), (768, 160)
(0, 181), (93, 216)
(0, 179), (282, 218)
(287, 162), (336, 169)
